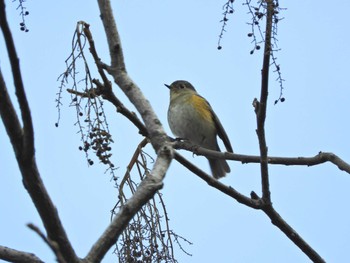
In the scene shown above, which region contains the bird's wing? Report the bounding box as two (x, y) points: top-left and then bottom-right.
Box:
(211, 108), (233, 153)
(197, 95), (233, 153)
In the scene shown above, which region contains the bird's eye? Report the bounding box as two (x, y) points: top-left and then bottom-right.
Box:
(179, 84), (185, 89)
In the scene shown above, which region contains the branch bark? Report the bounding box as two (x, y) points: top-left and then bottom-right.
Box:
(81, 1), (174, 261)
(97, 0), (168, 152)
(0, 1), (78, 262)
(255, 0), (273, 202)
(252, 1), (325, 262)
(84, 144), (172, 262)
(174, 140), (350, 174)
(0, 245), (44, 263)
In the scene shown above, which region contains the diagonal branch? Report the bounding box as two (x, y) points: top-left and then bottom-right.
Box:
(82, 1), (175, 261)
(27, 224), (66, 263)
(0, 0), (33, 160)
(0, 1), (79, 262)
(0, 245), (44, 263)
(174, 152), (261, 209)
(0, 69), (23, 156)
(97, 0), (167, 151)
(84, 144), (173, 262)
(263, 206), (326, 263)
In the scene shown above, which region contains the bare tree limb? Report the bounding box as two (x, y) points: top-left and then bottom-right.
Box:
(75, 21), (148, 137)
(27, 224), (66, 263)
(255, 0), (273, 202)
(84, 144), (173, 262)
(0, 245), (44, 263)
(262, 206), (326, 263)
(0, 69), (23, 155)
(97, 0), (168, 151)
(0, 0), (33, 160)
(0, 1), (79, 262)
(81, 1), (175, 261)
(252, 1), (325, 262)
(174, 140), (350, 174)
(174, 152), (262, 209)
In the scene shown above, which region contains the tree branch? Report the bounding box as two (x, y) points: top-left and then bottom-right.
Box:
(255, 0), (273, 202)
(252, 1), (325, 262)
(97, 0), (167, 151)
(27, 224), (66, 263)
(80, 1), (175, 261)
(0, 1), (79, 262)
(0, 245), (44, 263)
(174, 152), (261, 209)
(174, 141), (350, 174)
(84, 144), (173, 262)
(75, 21), (148, 137)
(0, 69), (23, 156)
(0, 0), (34, 160)
(263, 206), (326, 263)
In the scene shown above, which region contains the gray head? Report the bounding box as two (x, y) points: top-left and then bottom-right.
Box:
(164, 80), (197, 91)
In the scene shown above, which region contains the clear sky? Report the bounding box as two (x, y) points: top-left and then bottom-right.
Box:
(1, 0), (350, 262)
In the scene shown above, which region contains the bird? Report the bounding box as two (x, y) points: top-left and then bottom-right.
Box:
(165, 80), (233, 179)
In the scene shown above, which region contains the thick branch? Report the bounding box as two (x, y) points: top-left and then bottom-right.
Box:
(0, 69), (23, 156)
(78, 1), (176, 261)
(0, 245), (44, 263)
(77, 21), (148, 137)
(0, 2), (78, 262)
(97, 0), (167, 151)
(0, 0), (34, 160)
(84, 144), (173, 262)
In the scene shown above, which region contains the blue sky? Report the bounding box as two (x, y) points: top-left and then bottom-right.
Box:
(1, 0), (350, 262)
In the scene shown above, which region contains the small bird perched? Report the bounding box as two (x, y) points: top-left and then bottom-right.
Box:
(165, 80), (233, 179)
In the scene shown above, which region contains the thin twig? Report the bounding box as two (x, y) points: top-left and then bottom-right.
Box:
(27, 224), (66, 263)
(255, 0), (273, 202)
(173, 140), (350, 174)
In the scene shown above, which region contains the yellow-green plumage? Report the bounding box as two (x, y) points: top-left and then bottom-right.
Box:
(166, 80), (233, 178)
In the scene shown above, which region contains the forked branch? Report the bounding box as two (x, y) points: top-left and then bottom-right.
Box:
(0, 1), (78, 263)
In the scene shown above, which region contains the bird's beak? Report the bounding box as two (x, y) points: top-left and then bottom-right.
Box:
(164, 84), (171, 89)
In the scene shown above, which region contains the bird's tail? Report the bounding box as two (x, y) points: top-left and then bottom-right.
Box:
(208, 158), (230, 179)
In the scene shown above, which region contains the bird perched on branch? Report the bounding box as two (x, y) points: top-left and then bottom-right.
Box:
(165, 80), (233, 179)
